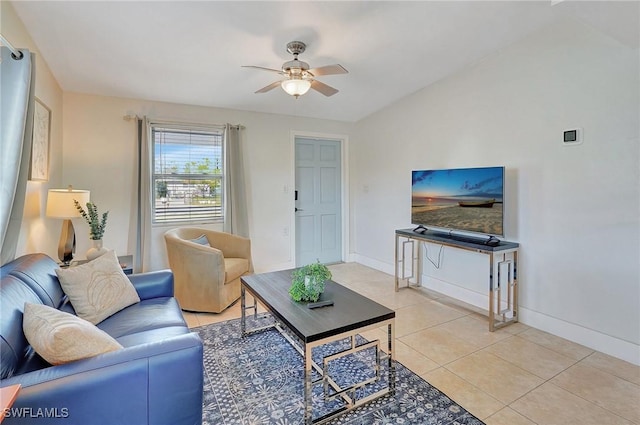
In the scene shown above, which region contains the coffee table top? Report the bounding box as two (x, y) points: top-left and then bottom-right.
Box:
(241, 270), (395, 344)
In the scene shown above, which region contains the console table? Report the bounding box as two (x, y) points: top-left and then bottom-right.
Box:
(395, 228), (519, 331)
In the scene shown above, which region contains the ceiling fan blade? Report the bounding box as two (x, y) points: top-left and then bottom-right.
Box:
(307, 64), (348, 76)
(242, 65), (285, 75)
(255, 80), (282, 94)
(310, 80), (339, 97)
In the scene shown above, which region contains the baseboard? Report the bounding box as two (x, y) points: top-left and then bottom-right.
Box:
(421, 276), (488, 309)
(352, 254), (395, 276)
(519, 307), (640, 366)
(350, 254), (640, 366)
(257, 261), (295, 274)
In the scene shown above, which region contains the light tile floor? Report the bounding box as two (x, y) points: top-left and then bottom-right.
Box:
(183, 263), (640, 425)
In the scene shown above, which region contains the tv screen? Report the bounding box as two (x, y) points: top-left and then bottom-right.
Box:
(411, 166), (505, 236)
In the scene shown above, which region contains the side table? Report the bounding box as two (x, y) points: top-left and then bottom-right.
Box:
(69, 254), (133, 275)
(0, 384), (21, 423)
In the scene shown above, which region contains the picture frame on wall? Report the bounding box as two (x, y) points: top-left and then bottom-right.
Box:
(30, 98), (51, 181)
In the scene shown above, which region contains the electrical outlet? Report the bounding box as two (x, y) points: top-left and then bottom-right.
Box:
(283, 227), (289, 237)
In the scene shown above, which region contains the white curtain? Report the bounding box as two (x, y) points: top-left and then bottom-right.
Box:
(135, 116), (152, 272)
(0, 47), (35, 265)
(223, 124), (249, 237)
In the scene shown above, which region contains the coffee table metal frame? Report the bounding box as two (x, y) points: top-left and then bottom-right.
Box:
(241, 276), (395, 425)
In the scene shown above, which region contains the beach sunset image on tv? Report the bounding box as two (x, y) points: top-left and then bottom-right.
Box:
(411, 166), (504, 235)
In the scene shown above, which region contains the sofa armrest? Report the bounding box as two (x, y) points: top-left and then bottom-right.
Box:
(128, 270), (174, 300)
(1, 332), (203, 425)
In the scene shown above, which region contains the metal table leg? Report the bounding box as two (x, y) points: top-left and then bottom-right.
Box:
(240, 285), (246, 336)
(304, 343), (313, 425)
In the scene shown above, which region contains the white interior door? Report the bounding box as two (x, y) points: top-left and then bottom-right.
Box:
(295, 137), (342, 266)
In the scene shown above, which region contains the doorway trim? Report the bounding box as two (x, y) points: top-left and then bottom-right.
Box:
(290, 130), (350, 266)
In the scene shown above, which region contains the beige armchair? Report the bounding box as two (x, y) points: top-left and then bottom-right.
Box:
(164, 227), (253, 313)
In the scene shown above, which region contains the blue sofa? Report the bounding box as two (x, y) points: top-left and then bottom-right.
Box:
(0, 253), (203, 425)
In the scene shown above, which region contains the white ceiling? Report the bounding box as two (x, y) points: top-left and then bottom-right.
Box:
(10, 1), (640, 122)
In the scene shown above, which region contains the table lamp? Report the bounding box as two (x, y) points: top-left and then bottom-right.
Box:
(46, 186), (90, 266)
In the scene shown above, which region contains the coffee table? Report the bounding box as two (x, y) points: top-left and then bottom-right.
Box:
(241, 270), (396, 425)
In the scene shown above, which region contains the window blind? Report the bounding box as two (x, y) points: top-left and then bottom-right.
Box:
(152, 125), (224, 224)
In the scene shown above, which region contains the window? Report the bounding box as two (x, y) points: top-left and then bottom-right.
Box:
(151, 124), (224, 224)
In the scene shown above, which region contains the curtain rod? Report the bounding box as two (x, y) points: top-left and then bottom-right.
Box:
(0, 34), (24, 60)
(123, 115), (244, 130)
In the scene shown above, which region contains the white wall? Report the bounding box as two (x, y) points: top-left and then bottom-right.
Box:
(351, 19), (640, 364)
(61, 93), (354, 272)
(2, 1), (65, 260)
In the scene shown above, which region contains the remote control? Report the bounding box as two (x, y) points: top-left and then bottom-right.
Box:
(307, 300), (334, 309)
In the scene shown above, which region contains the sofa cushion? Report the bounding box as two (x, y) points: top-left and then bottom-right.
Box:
(224, 258), (249, 283)
(3, 253), (65, 308)
(23, 303), (122, 365)
(96, 297), (187, 339)
(0, 276), (44, 379)
(115, 326), (190, 348)
(56, 250), (140, 324)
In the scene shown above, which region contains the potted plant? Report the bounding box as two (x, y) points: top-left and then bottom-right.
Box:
(289, 260), (332, 302)
(74, 200), (109, 260)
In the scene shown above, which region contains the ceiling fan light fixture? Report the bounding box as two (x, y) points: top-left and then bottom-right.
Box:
(245, 40), (346, 97)
(281, 77), (311, 98)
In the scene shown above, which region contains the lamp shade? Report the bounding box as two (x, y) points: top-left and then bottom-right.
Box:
(281, 78), (311, 97)
(46, 188), (90, 219)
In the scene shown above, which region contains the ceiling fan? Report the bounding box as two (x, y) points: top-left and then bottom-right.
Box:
(242, 41), (348, 98)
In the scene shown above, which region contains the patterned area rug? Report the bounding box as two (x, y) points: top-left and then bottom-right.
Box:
(196, 315), (485, 425)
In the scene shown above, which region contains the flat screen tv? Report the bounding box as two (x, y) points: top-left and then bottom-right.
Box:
(411, 166), (505, 237)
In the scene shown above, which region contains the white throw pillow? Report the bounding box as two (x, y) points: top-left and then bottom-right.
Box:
(56, 250), (140, 324)
(23, 303), (122, 365)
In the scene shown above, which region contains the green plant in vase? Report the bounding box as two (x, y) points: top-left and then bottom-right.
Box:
(289, 260), (332, 302)
(74, 200), (109, 260)
(74, 200), (108, 240)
